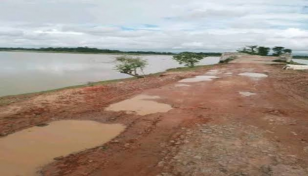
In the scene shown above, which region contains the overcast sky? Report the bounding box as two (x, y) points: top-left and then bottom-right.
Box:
(1, 0), (308, 53)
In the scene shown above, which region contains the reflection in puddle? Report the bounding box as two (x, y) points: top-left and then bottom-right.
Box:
(179, 76), (219, 83)
(239, 72), (268, 79)
(0, 120), (125, 176)
(175, 84), (191, 87)
(239, 91), (256, 97)
(105, 94), (172, 115)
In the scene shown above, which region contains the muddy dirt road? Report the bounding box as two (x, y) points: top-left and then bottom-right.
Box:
(1, 56), (308, 176)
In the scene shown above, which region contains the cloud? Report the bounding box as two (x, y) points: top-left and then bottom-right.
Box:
(0, 0), (308, 53)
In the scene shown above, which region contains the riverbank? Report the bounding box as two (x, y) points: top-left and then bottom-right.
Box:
(0, 77), (137, 107)
(1, 56), (308, 176)
(0, 64), (213, 135)
(0, 65), (208, 107)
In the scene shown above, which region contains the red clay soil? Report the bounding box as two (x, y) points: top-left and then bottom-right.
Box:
(1, 57), (308, 176)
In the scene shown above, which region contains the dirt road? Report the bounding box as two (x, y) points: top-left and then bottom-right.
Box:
(1, 56), (308, 176)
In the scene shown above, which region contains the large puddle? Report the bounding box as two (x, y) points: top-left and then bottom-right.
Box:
(105, 94), (172, 115)
(238, 72), (268, 79)
(175, 84), (191, 87)
(179, 75), (219, 83)
(205, 69), (219, 75)
(0, 120), (125, 176)
(239, 91), (256, 97)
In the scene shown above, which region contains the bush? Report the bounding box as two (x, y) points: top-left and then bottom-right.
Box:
(220, 56), (237, 63)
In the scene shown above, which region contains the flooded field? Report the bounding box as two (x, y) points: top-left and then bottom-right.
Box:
(106, 94), (172, 115)
(0, 52), (220, 97)
(0, 120), (125, 176)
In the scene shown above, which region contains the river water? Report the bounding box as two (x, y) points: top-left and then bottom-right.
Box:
(0, 52), (220, 97)
(293, 59), (308, 65)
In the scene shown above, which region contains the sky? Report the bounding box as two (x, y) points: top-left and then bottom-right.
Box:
(0, 0), (308, 53)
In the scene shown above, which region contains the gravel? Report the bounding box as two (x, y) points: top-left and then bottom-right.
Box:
(157, 121), (308, 176)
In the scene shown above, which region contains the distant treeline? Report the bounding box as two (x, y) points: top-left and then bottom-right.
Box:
(293, 55), (308, 59)
(0, 47), (221, 56)
(237, 45), (292, 56)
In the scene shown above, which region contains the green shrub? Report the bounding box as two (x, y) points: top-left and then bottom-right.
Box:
(173, 52), (204, 67)
(115, 56), (147, 78)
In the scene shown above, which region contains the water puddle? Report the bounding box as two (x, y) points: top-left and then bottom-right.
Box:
(105, 94), (172, 115)
(179, 76), (219, 83)
(175, 84), (191, 87)
(206, 69), (219, 75)
(239, 91), (256, 97)
(224, 72), (233, 76)
(238, 72), (268, 79)
(0, 120), (125, 176)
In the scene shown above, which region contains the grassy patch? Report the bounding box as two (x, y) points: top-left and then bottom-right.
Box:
(166, 65), (209, 72)
(293, 56), (308, 60)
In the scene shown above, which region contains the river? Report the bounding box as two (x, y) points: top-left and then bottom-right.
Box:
(293, 59), (308, 65)
(0, 52), (220, 97)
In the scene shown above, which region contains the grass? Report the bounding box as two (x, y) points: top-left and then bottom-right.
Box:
(166, 65), (210, 72)
(293, 57), (308, 60)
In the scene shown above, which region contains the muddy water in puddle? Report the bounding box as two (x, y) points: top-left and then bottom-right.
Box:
(239, 91), (256, 97)
(179, 76), (219, 83)
(105, 94), (172, 115)
(239, 72), (268, 79)
(0, 120), (125, 176)
(205, 69), (219, 75)
(175, 84), (191, 87)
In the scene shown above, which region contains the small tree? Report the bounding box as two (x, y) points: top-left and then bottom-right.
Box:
(247, 45), (258, 54)
(115, 56), (147, 78)
(283, 49), (292, 54)
(173, 52), (204, 67)
(237, 47), (250, 54)
(272, 46), (285, 56)
(257, 46), (271, 56)
(237, 46), (258, 55)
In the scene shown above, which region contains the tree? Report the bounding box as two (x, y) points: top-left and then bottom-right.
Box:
(283, 49), (292, 54)
(115, 56), (147, 78)
(257, 46), (270, 56)
(173, 52), (204, 67)
(272, 46), (285, 56)
(247, 45), (258, 54)
(237, 46), (258, 55)
(237, 47), (250, 54)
